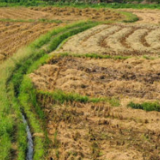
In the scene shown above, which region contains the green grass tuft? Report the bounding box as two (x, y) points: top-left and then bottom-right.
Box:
(128, 101), (160, 112)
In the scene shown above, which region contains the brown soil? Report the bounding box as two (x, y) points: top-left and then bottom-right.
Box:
(31, 56), (160, 160)
(56, 24), (160, 56)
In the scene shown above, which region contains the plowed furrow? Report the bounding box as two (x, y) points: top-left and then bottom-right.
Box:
(58, 24), (160, 56)
(145, 29), (160, 49)
(80, 25), (110, 44)
(140, 29), (152, 47)
(0, 23), (46, 47)
(120, 27), (137, 48)
(102, 27), (133, 53)
(60, 25), (121, 54)
(82, 26), (121, 53)
(0, 29), (50, 56)
(0, 23), (21, 33)
(125, 29), (150, 52)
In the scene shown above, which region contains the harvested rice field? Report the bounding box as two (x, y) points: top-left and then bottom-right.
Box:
(0, 7), (123, 62)
(1, 6), (160, 160)
(0, 21), (63, 62)
(28, 9), (160, 159)
(31, 55), (160, 160)
(0, 7), (123, 22)
(57, 24), (160, 56)
(30, 7), (123, 22)
(31, 56), (160, 101)
(0, 7), (49, 20)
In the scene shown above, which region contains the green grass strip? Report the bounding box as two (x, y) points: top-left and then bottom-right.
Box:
(0, 18), (62, 23)
(128, 101), (160, 112)
(37, 90), (120, 107)
(120, 11), (139, 23)
(1, 2), (160, 9)
(49, 52), (130, 60)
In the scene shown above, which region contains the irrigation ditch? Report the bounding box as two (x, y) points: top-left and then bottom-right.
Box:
(0, 21), (99, 160)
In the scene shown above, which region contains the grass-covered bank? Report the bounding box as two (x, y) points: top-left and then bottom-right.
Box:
(0, 21), (98, 160)
(1, 2), (160, 9)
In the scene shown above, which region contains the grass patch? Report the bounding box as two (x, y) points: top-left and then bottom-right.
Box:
(37, 90), (120, 106)
(48, 52), (130, 61)
(120, 11), (139, 23)
(128, 101), (160, 112)
(0, 18), (62, 23)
